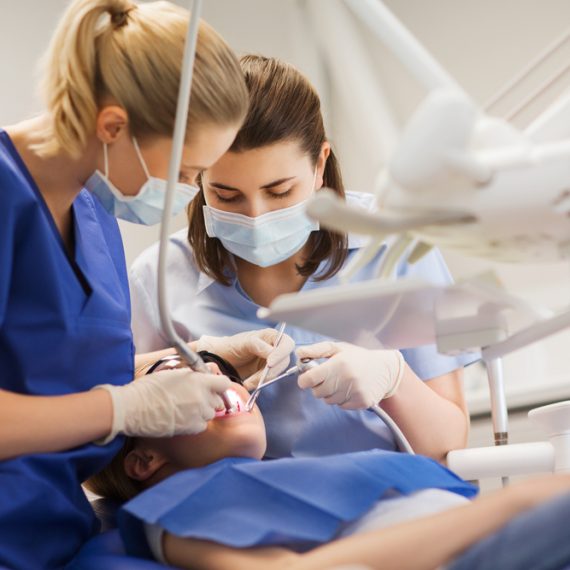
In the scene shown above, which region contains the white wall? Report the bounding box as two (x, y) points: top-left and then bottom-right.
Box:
(0, 0), (66, 124)
(2, 0), (569, 409)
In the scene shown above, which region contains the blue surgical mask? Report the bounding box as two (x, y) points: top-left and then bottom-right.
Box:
(202, 170), (320, 267)
(85, 138), (198, 225)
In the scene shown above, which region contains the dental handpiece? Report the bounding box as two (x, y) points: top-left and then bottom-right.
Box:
(174, 342), (237, 413)
(140, 352), (238, 414)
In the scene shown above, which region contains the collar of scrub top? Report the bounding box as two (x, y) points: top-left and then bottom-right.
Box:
(194, 232), (375, 297)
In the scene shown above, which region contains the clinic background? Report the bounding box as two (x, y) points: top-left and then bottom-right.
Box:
(2, 0), (570, 452)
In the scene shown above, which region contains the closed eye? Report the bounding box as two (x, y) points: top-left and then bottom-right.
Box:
(268, 189), (293, 200)
(215, 193), (242, 203)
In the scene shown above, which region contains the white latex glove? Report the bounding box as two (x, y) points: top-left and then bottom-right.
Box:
(296, 342), (406, 410)
(195, 329), (295, 390)
(94, 368), (232, 444)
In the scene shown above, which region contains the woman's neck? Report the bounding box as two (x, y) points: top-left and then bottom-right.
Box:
(235, 246), (311, 308)
(5, 115), (97, 251)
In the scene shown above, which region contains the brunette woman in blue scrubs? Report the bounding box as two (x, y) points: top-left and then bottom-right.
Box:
(0, 1), (293, 568)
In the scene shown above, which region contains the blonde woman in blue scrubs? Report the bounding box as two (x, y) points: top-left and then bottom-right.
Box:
(131, 56), (476, 463)
(0, 6), (295, 569)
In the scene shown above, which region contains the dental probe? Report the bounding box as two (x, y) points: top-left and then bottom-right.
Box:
(245, 359), (318, 411)
(244, 322), (286, 411)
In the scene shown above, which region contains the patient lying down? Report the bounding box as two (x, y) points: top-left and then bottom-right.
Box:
(86, 365), (570, 570)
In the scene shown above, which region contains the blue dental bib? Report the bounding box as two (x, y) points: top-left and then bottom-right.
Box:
(120, 449), (477, 559)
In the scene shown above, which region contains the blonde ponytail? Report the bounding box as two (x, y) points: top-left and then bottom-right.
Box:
(36, 0), (248, 158)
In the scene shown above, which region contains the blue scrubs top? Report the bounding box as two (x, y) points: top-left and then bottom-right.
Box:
(0, 131), (134, 569)
(130, 192), (475, 458)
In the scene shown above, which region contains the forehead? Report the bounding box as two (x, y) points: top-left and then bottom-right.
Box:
(140, 126), (239, 173)
(184, 123), (240, 170)
(209, 140), (312, 179)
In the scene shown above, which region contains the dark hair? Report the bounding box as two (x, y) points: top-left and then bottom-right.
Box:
(187, 55), (348, 286)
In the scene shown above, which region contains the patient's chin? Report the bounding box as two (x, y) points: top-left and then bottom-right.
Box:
(215, 421), (267, 461)
(226, 437), (267, 460)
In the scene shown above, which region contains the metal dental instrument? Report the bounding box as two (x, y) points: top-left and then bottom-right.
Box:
(245, 359), (318, 411)
(156, 0), (235, 413)
(244, 354), (415, 454)
(244, 322), (286, 411)
(269, 362), (414, 454)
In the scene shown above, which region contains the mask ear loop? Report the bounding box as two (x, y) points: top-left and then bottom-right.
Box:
(103, 143), (110, 179)
(132, 137), (151, 181)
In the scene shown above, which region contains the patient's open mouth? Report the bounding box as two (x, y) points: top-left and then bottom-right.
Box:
(215, 389), (247, 418)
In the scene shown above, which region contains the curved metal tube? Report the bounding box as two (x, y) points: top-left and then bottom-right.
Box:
(157, 0), (209, 373)
(369, 404), (415, 454)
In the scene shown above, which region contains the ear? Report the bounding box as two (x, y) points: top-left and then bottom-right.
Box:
(124, 445), (169, 482)
(206, 362), (222, 375)
(96, 105), (129, 145)
(315, 142), (331, 190)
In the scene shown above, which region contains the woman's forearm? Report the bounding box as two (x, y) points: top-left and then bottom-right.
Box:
(163, 476), (570, 570)
(0, 388), (113, 461)
(164, 498), (522, 570)
(381, 367), (469, 461)
(164, 535), (299, 570)
(290, 484), (530, 570)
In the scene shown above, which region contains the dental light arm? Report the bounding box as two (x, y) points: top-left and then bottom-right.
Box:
(303, 0), (570, 470)
(306, 189), (475, 238)
(310, 1), (570, 278)
(344, 0), (464, 94)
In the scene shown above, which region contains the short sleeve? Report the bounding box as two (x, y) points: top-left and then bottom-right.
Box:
(397, 247), (480, 380)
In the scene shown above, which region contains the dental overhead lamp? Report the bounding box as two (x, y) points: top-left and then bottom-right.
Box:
(262, 0), (570, 481)
(159, 0), (570, 480)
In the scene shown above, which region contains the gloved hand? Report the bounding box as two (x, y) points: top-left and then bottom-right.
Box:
(195, 329), (295, 390)
(296, 342), (406, 410)
(94, 368), (232, 444)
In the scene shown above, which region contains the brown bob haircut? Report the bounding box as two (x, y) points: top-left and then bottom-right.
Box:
(187, 55), (349, 286)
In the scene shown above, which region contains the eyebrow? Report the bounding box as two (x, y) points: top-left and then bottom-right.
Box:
(260, 177), (296, 189)
(182, 165), (207, 171)
(210, 182), (241, 191)
(209, 177), (297, 192)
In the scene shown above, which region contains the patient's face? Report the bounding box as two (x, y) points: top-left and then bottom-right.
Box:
(129, 383), (267, 485)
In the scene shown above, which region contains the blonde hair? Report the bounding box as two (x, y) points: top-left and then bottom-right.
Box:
(36, 0), (248, 158)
